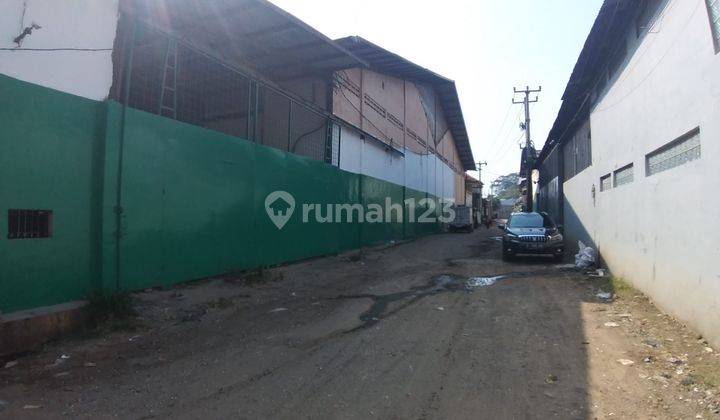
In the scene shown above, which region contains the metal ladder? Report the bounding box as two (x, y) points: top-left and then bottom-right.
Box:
(159, 39), (178, 118)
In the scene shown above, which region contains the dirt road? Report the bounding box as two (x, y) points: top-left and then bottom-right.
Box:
(1, 229), (719, 419)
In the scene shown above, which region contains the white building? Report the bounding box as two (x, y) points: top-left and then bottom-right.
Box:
(536, 0), (720, 346)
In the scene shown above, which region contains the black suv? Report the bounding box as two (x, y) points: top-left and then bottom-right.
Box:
(499, 212), (564, 261)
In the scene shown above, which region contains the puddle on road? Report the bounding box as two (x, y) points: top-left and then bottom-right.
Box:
(466, 276), (506, 288)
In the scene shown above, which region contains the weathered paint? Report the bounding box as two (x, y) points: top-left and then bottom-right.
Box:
(0, 0), (119, 101)
(332, 67), (467, 202)
(0, 74), (443, 313)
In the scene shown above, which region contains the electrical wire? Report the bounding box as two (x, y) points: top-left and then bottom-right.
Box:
(488, 108), (523, 161)
(594, 0), (702, 113)
(483, 103), (513, 157)
(491, 131), (525, 170)
(612, 0), (678, 87)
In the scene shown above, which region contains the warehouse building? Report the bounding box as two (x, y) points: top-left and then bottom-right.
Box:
(0, 0), (474, 316)
(535, 0), (720, 345)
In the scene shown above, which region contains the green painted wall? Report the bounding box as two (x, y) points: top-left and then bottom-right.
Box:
(0, 75), (442, 313)
(0, 75), (106, 313)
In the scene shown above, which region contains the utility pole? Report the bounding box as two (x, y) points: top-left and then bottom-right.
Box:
(476, 161), (488, 196)
(512, 86), (541, 212)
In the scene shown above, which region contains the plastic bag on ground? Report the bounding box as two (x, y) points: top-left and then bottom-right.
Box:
(574, 241), (597, 269)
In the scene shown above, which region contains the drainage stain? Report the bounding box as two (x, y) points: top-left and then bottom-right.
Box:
(334, 275), (466, 332)
(334, 268), (569, 332)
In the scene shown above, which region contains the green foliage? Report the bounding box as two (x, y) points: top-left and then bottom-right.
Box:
(493, 173), (521, 200)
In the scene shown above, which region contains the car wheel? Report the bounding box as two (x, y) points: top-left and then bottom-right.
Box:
(502, 249), (514, 261)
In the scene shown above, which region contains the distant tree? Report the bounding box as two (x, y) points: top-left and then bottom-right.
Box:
(492, 173), (520, 200)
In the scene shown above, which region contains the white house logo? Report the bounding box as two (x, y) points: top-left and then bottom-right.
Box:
(265, 191), (295, 230)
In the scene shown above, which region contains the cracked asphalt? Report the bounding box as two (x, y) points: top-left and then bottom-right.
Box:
(1, 228), (718, 419)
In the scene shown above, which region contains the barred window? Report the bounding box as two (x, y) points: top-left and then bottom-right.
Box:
(614, 164), (634, 187)
(646, 127), (701, 176)
(707, 0), (720, 53)
(600, 174), (612, 192)
(8, 210), (52, 239)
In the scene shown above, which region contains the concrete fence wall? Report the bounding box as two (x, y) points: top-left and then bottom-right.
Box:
(0, 74), (442, 314)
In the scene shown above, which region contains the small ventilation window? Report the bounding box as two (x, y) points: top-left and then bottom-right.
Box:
(600, 174), (612, 192)
(614, 164), (634, 187)
(7, 209), (53, 239)
(646, 127), (701, 176)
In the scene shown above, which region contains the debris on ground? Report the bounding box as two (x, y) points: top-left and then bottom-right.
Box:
(575, 241), (597, 269)
(643, 338), (660, 348)
(45, 355), (70, 369)
(436, 307), (445, 311)
(4, 360), (18, 369)
(434, 275), (457, 291)
(23, 405), (42, 410)
(269, 307), (288, 313)
(588, 268), (608, 278)
(466, 276), (505, 289)
(83, 362), (97, 368)
(604, 322), (620, 328)
(597, 291), (613, 300)
(545, 375), (559, 384)
(618, 359), (635, 366)
(554, 263), (576, 269)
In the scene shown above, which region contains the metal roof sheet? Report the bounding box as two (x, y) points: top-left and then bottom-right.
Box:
(122, 0), (367, 81)
(537, 0), (639, 164)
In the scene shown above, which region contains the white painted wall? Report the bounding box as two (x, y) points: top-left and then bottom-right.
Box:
(339, 125), (461, 200)
(562, 0), (720, 346)
(0, 0), (119, 100)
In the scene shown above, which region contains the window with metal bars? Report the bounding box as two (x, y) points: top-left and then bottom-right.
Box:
(707, 0), (720, 53)
(614, 164), (634, 187)
(646, 127), (701, 176)
(7, 210), (53, 239)
(600, 174), (612, 192)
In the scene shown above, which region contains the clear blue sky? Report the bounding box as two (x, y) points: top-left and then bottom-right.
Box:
(271, 0), (604, 186)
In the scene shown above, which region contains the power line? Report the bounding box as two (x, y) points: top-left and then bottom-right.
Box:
(594, 0), (701, 113)
(487, 107), (523, 160)
(484, 103), (513, 157)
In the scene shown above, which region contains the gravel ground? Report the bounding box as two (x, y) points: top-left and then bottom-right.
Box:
(1, 228), (718, 419)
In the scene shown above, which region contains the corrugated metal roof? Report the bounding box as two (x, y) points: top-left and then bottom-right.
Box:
(122, 0), (367, 81)
(537, 0), (639, 165)
(335, 36), (476, 171)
